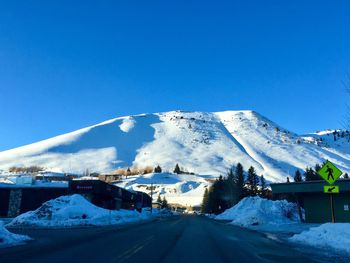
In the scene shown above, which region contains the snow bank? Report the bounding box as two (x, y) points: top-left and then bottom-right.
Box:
(290, 223), (350, 254)
(216, 196), (301, 227)
(0, 221), (31, 247)
(8, 194), (153, 228)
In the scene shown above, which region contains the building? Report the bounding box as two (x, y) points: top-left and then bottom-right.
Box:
(271, 179), (350, 223)
(69, 180), (152, 210)
(0, 179), (151, 218)
(0, 184), (68, 217)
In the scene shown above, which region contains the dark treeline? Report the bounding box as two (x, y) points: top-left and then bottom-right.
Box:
(201, 163), (271, 215)
(291, 161), (349, 183)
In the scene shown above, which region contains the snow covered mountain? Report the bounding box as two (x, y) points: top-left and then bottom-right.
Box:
(1, 110), (350, 184)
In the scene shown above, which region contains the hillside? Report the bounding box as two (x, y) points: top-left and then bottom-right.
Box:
(1, 110), (349, 184)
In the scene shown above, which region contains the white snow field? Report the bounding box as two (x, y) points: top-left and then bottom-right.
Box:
(7, 194), (154, 228)
(1, 110), (349, 182)
(216, 196), (302, 228)
(290, 223), (350, 255)
(0, 220), (31, 247)
(0, 110), (349, 206)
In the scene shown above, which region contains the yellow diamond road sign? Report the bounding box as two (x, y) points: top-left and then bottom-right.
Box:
(317, 161), (343, 185)
(324, 185), (339, 194)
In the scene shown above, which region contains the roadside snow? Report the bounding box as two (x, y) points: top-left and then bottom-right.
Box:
(216, 196), (302, 228)
(0, 221), (31, 247)
(290, 223), (350, 255)
(8, 194), (154, 228)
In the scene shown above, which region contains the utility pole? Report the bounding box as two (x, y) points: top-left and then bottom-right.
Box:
(330, 194), (335, 223)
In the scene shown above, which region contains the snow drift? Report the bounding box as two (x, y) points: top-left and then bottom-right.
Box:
(0, 221), (31, 247)
(216, 196), (302, 227)
(8, 194), (152, 228)
(290, 223), (350, 255)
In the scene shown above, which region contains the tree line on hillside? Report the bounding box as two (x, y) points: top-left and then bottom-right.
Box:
(201, 163), (271, 215)
(290, 162), (349, 183)
(156, 194), (170, 209)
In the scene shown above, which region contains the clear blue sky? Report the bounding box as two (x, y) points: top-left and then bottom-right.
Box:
(1, 1), (350, 151)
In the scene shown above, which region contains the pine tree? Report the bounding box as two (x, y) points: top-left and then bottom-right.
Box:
(294, 170), (303, 182)
(260, 175), (266, 197)
(173, 164), (181, 174)
(225, 167), (236, 207)
(161, 196), (169, 209)
(206, 186), (215, 214)
(246, 166), (258, 195)
(344, 173), (349, 179)
(314, 164), (321, 173)
(235, 163), (245, 201)
(154, 165), (162, 173)
(201, 188), (209, 213)
(157, 194), (162, 204)
(304, 167), (319, 181)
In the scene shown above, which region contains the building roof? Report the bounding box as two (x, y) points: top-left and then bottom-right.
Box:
(271, 179), (350, 194)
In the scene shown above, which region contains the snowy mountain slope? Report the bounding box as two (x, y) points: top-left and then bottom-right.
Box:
(216, 111), (350, 181)
(0, 110), (349, 184)
(116, 172), (213, 207)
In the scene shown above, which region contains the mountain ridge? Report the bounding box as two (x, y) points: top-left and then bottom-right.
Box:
(1, 110), (349, 183)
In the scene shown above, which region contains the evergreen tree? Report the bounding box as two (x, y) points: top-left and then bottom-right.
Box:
(154, 165), (162, 173)
(201, 188), (209, 213)
(304, 167), (319, 181)
(246, 166), (259, 195)
(225, 167), (236, 207)
(206, 176), (228, 214)
(161, 196), (169, 209)
(157, 194), (162, 204)
(215, 175), (228, 213)
(235, 163), (245, 201)
(344, 173), (349, 179)
(314, 164), (321, 173)
(294, 170), (303, 182)
(206, 186), (215, 214)
(260, 175), (266, 197)
(173, 164), (181, 174)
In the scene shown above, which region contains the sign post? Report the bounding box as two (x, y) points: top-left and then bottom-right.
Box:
(317, 161), (343, 223)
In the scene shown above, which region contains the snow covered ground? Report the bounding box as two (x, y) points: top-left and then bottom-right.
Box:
(116, 172), (212, 207)
(290, 223), (350, 255)
(0, 220), (31, 248)
(7, 194), (162, 228)
(1, 110), (349, 208)
(0, 110), (349, 183)
(216, 196), (302, 228)
(216, 196), (350, 256)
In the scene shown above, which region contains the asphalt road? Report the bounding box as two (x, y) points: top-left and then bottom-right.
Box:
(0, 215), (347, 263)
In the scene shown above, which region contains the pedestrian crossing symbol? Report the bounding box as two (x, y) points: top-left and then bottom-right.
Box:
(318, 161), (343, 185)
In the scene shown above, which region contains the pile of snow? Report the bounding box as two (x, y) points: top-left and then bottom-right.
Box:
(290, 223), (350, 255)
(0, 221), (31, 247)
(8, 194), (153, 228)
(216, 196), (301, 227)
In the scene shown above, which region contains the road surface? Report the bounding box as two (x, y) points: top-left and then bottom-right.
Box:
(0, 215), (346, 263)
